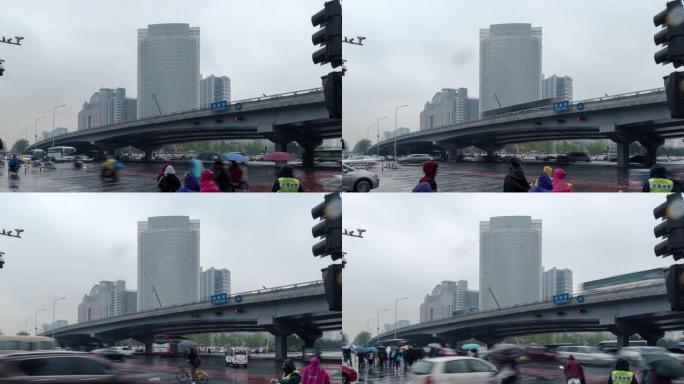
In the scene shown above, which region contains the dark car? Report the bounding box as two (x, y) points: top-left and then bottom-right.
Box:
(523, 346), (557, 361)
(0, 351), (160, 383)
(566, 152), (591, 162)
(90, 348), (127, 362)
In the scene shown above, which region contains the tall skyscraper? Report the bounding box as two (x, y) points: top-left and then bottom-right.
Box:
(200, 75), (231, 108)
(77, 88), (137, 131)
(543, 75), (574, 101)
(137, 216), (200, 311)
(479, 23), (542, 114)
(479, 216), (542, 310)
(137, 23), (200, 118)
(200, 267), (231, 299)
(542, 267), (573, 299)
(419, 88), (479, 130)
(419, 280), (479, 322)
(77, 280), (127, 322)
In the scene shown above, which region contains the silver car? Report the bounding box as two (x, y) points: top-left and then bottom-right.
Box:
(342, 164), (380, 192)
(556, 345), (616, 366)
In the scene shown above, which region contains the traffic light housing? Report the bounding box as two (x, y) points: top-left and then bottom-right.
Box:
(666, 264), (684, 310)
(311, 0), (342, 68)
(322, 264), (342, 311)
(653, 193), (684, 260)
(664, 72), (684, 118)
(311, 192), (342, 261)
(322, 71), (342, 119)
(654, 1), (684, 67)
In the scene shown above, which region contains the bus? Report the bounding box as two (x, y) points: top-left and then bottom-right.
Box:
(28, 149), (45, 160)
(47, 146), (76, 162)
(0, 335), (58, 352)
(151, 335), (187, 357)
(314, 148), (342, 163)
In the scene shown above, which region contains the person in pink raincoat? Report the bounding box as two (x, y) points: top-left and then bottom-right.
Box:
(552, 168), (573, 192)
(299, 356), (330, 384)
(199, 168), (220, 192)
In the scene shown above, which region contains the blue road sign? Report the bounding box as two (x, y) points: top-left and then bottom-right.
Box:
(234, 295), (243, 304)
(553, 101), (571, 113)
(575, 295), (585, 304)
(553, 292), (571, 305)
(211, 293), (228, 305)
(576, 103), (585, 111)
(234, 103), (243, 111)
(211, 100), (229, 113)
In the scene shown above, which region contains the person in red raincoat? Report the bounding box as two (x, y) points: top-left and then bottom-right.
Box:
(563, 355), (586, 384)
(299, 356), (330, 384)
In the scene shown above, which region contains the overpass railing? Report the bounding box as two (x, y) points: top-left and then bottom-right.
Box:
(379, 280), (666, 339)
(51, 280), (323, 334)
(32, 88), (324, 147)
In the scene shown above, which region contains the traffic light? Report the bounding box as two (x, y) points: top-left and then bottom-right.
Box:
(664, 72), (684, 118)
(311, 192), (342, 260)
(666, 264), (684, 310)
(311, 0), (342, 68)
(322, 71), (342, 119)
(0, 252), (4, 269)
(321, 264), (342, 311)
(653, 193), (684, 260)
(654, 1), (684, 67)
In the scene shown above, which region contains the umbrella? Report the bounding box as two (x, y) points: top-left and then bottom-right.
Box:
(177, 340), (199, 352)
(264, 152), (294, 162)
(461, 343), (480, 350)
(643, 351), (684, 379)
(223, 152), (249, 162)
(427, 343), (442, 349)
(439, 348), (457, 356)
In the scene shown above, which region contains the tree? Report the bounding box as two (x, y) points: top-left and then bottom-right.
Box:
(353, 139), (372, 155)
(16, 331), (29, 336)
(10, 139), (29, 154)
(353, 331), (371, 346)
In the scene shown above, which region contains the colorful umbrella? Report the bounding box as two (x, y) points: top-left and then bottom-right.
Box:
(223, 152), (249, 162)
(264, 152), (294, 162)
(461, 343), (480, 350)
(643, 351), (684, 378)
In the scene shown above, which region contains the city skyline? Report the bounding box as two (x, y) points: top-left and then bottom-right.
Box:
(342, 0), (672, 147)
(0, 0), (329, 146)
(0, 194), (332, 336)
(342, 193), (675, 339)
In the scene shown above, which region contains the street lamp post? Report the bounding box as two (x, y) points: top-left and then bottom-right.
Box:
(376, 308), (388, 337)
(394, 297), (408, 340)
(376, 116), (388, 156)
(24, 317), (33, 334)
(366, 317), (376, 335)
(393, 105), (408, 160)
(23, 124), (33, 143)
(34, 308), (46, 336)
(52, 105), (66, 148)
(34, 116), (46, 145)
(52, 297), (66, 339)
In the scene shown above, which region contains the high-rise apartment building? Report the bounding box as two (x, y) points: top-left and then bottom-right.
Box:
(200, 267), (231, 300)
(542, 75), (573, 101)
(137, 23), (200, 118)
(137, 216), (200, 311)
(542, 267), (574, 300)
(419, 280), (479, 322)
(77, 88), (137, 131)
(420, 88), (479, 130)
(200, 75), (231, 108)
(77, 280), (126, 322)
(479, 216), (542, 310)
(480, 23), (542, 114)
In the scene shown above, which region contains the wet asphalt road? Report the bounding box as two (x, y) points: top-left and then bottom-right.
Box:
(370, 160), (684, 192)
(117, 354), (341, 384)
(0, 161), (340, 192)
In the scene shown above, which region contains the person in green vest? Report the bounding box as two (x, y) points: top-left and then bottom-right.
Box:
(643, 165), (676, 193)
(608, 359), (638, 384)
(272, 165), (303, 192)
(271, 359), (301, 384)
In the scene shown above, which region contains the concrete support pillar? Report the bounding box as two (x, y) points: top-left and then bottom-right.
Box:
(274, 335), (288, 362)
(303, 146), (315, 169)
(144, 151), (154, 162)
(275, 142), (288, 153)
(617, 141), (630, 169)
(639, 138), (663, 168)
(616, 334), (629, 348)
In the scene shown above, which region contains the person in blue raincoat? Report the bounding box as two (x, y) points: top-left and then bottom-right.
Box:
(530, 166), (553, 192)
(178, 171), (200, 192)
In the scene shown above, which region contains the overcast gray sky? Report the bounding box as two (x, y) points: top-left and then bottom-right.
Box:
(0, 0), (328, 147)
(342, 0), (673, 148)
(342, 193), (675, 340)
(0, 193), (329, 336)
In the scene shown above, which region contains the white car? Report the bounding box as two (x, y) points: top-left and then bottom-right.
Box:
(342, 163), (380, 192)
(408, 356), (497, 384)
(556, 345), (616, 366)
(225, 347), (249, 368)
(398, 154), (436, 164)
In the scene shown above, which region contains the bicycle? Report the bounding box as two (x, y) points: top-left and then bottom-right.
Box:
(176, 367), (209, 384)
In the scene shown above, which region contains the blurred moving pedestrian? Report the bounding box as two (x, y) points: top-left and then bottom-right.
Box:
(156, 162), (170, 183)
(503, 158), (530, 192)
(228, 161), (243, 192)
(272, 165), (303, 192)
(199, 168), (220, 192)
(412, 161), (439, 192)
(213, 160), (231, 192)
(239, 161), (249, 191)
(190, 158), (203, 178)
(530, 166), (553, 192)
(158, 165), (181, 192)
(608, 359), (638, 384)
(643, 165), (676, 193)
(551, 168), (573, 192)
(177, 171), (200, 192)
(563, 355), (585, 384)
